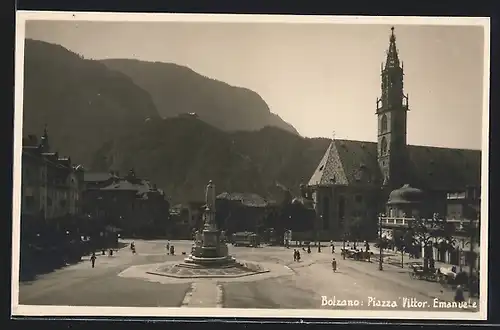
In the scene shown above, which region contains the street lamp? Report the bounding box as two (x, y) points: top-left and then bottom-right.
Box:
(342, 227), (347, 260)
(378, 213), (385, 271)
(318, 215), (322, 253)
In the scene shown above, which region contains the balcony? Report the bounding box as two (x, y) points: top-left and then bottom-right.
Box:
(379, 217), (414, 227)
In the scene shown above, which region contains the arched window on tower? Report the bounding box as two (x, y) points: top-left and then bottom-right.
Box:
(381, 137), (388, 155)
(381, 114), (388, 132)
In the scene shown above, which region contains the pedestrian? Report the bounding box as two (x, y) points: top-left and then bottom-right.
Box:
(90, 252), (96, 268)
(293, 249), (297, 261)
(109, 248), (113, 256)
(332, 258), (337, 272)
(170, 245), (175, 255)
(455, 285), (465, 303)
(101, 249), (106, 256)
(166, 242), (170, 253)
(331, 244), (335, 254)
(296, 250), (301, 262)
(307, 246), (311, 254)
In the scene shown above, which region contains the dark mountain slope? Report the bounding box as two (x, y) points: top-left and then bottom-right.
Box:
(22, 39), (159, 165)
(92, 117), (329, 203)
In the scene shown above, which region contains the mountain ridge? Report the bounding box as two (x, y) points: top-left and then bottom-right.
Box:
(22, 38), (328, 203)
(91, 116), (330, 204)
(100, 58), (299, 135)
(22, 38), (160, 165)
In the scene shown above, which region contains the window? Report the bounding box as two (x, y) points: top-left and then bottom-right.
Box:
(381, 114), (388, 132)
(380, 137), (388, 155)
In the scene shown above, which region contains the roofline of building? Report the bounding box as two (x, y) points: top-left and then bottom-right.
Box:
(330, 138), (481, 153)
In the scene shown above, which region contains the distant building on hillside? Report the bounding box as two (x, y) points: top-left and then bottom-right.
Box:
(82, 168), (170, 237)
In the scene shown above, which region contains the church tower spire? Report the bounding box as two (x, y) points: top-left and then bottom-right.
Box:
(385, 27), (400, 69)
(376, 27), (409, 188)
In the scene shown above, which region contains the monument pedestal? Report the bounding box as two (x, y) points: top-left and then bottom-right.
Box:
(183, 227), (236, 267)
(145, 180), (268, 278)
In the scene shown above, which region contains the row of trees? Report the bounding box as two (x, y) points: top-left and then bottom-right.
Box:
(377, 214), (480, 276)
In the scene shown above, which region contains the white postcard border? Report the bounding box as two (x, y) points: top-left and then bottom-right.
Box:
(12, 11), (491, 321)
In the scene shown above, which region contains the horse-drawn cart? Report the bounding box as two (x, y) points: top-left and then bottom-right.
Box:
(341, 248), (374, 262)
(408, 263), (439, 282)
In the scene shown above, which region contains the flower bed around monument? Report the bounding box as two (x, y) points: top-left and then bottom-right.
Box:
(146, 261), (269, 279)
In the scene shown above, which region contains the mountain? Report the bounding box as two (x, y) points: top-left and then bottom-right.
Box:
(22, 39), (328, 202)
(91, 117), (330, 203)
(22, 39), (160, 165)
(100, 59), (299, 135)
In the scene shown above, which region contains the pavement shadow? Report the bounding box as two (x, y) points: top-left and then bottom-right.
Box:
(19, 259), (69, 282)
(19, 242), (129, 282)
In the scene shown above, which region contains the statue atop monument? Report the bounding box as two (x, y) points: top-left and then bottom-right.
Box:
(205, 180), (216, 211)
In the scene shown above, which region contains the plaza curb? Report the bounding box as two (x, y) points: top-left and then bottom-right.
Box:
(145, 269), (270, 279)
(146, 270), (270, 279)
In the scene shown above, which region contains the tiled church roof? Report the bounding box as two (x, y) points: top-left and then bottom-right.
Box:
(406, 145), (481, 191)
(307, 141), (349, 186)
(335, 140), (381, 185)
(308, 139), (481, 191)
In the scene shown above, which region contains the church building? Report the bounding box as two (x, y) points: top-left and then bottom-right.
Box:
(306, 27), (481, 240)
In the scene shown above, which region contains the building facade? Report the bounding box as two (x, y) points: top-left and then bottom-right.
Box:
(380, 185), (480, 270)
(21, 128), (85, 230)
(20, 127), (87, 273)
(82, 169), (170, 237)
(306, 27), (481, 240)
(215, 192), (270, 235)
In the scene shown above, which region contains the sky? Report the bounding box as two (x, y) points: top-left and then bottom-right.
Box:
(24, 18), (487, 150)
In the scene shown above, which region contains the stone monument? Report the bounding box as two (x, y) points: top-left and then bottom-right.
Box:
(183, 180), (236, 267)
(144, 180), (269, 278)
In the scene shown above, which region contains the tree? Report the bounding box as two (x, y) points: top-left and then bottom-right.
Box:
(407, 214), (447, 270)
(391, 228), (416, 268)
(374, 236), (390, 250)
(433, 221), (457, 262)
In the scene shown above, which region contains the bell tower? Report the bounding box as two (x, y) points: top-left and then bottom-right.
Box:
(376, 27), (409, 188)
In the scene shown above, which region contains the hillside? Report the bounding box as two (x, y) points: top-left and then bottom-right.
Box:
(22, 39), (160, 165)
(91, 117), (330, 203)
(100, 59), (299, 135)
